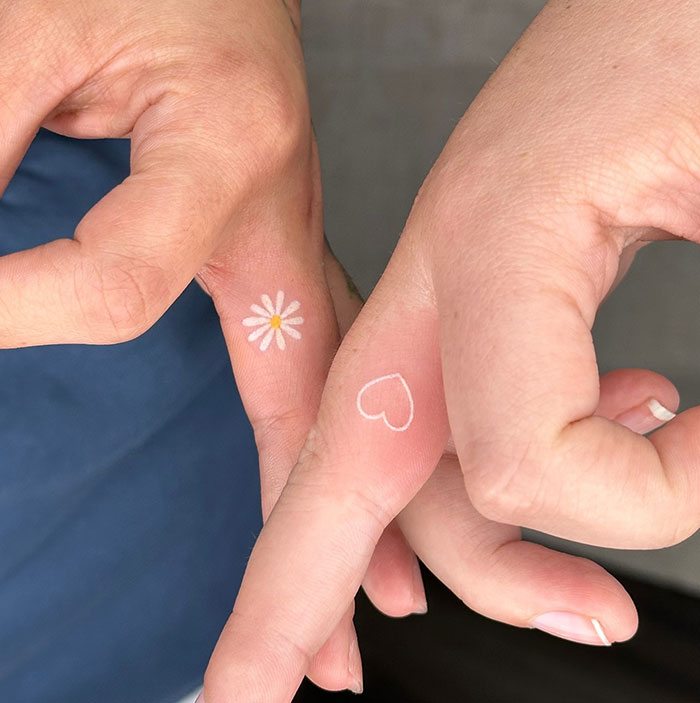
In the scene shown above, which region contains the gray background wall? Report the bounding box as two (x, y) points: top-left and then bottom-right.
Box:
(303, 0), (700, 594)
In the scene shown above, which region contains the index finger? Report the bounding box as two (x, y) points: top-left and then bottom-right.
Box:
(203, 250), (449, 702)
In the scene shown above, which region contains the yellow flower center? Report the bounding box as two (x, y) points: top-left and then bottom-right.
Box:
(270, 315), (282, 330)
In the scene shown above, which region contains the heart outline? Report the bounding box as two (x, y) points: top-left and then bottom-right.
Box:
(356, 373), (415, 432)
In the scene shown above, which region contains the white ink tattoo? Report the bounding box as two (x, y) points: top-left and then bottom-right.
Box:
(242, 291), (304, 351)
(356, 373), (415, 432)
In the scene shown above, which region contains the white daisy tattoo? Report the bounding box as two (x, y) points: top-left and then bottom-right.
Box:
(242, 291), (304, 351)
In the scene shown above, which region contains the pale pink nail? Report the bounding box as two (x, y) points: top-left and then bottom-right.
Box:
(614, 397), (676, 435)
(347, 635), (364, 694)
(195, 694), (204, 703)
(530, 612), (612, 646)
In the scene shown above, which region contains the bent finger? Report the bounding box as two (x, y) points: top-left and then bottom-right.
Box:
(361, 521), (427, 618)
(0, 123), (232, 346)
(305, 605), (363, 695)
(398, 455), (637, 648)
(433, 213), (700, 548)
(397, 368), (674, 646)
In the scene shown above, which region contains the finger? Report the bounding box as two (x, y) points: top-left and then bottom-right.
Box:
(433, 215), (700, 548)
(315, 250), (426, 694)
(324, 242), (428, 619)
(361, 521), (427, 617)
(206, 189), (365, 695)
(0, 15), (212, 346)
(398, 455), (638, 648)
(595, 368), (678, 434)
(307, 523), (424, 694)
(203, 250), (449, 702)
(207, 253), (338, 518)
(210, 218), (422, 696)
(0, 114), (235, 346)
(203, 139), (364, 693)
(210, 234), (424, 691)
(395, 369), (672, 647)
(305, 604), (363, 695)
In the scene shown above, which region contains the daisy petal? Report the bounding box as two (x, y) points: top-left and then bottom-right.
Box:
(281, 324), (301, 340)
(275, 328), (286, 350)
(251, 304), (272, 317)
(275, 290), (285, 315)
(280, 300), (300, 318)
(260, 327), (275, 351)
(283, 317), (304, 326)
(248, 325), (269, 342)
(242, 316), (270, 327)
(260, 294), (275, 315)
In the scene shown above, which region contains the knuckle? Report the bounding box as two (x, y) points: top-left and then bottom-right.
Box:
(180, 67), (310, 206)
(79, 256), (169, 343)
(286, 430), (391, 544)
(227, 63), (309, 175)
(253, 408), (309, 516)
(345, 484), (394, 543)
(253, 406), (307, 445)
(662, 509), (700, 549)
(466, 441), (548, 524)
(247, 86), (308, 173)
(586, 112), (700, 231)
(651, 117), (700, 225)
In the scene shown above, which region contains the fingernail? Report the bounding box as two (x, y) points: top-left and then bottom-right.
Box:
(530, 612), (612, 646)
(614, 397), (676, 435)
(195, 694), (204, 703)
(648, 398), (677, 422)
(347, 634), (364, 694)
(410, 559), (428, 614)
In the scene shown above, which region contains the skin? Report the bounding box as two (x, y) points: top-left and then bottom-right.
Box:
(200, 1), (700, 701)
(0, 0), (424, 693)
(0, 0), (695, 699)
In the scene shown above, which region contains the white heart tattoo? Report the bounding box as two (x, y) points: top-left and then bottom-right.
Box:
(356, 373), (415, 432)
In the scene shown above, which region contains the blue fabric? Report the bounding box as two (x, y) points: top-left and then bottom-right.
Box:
(0, 130), (261, 702)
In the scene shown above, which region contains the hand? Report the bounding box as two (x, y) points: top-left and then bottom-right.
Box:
(201, 1), (700, 699)
(0, 0), (425, 692)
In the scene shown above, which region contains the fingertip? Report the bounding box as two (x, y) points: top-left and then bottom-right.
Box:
(474, 541), (638, 646)
(410, 558), (429, 615)
(597, 368), (679, 421)
(530, 612), (613, 646)
(362, 524), (427, 618)
(613, 397), (677, 435)
(307, 607), (364, 694)
(527, 552), (638, 646)
(347, 634), (364, 694)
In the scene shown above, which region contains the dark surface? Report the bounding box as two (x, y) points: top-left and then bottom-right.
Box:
(296, 566), (700, 703)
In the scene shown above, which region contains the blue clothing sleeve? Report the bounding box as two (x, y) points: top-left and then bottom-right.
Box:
(0, 130), (261, 703)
